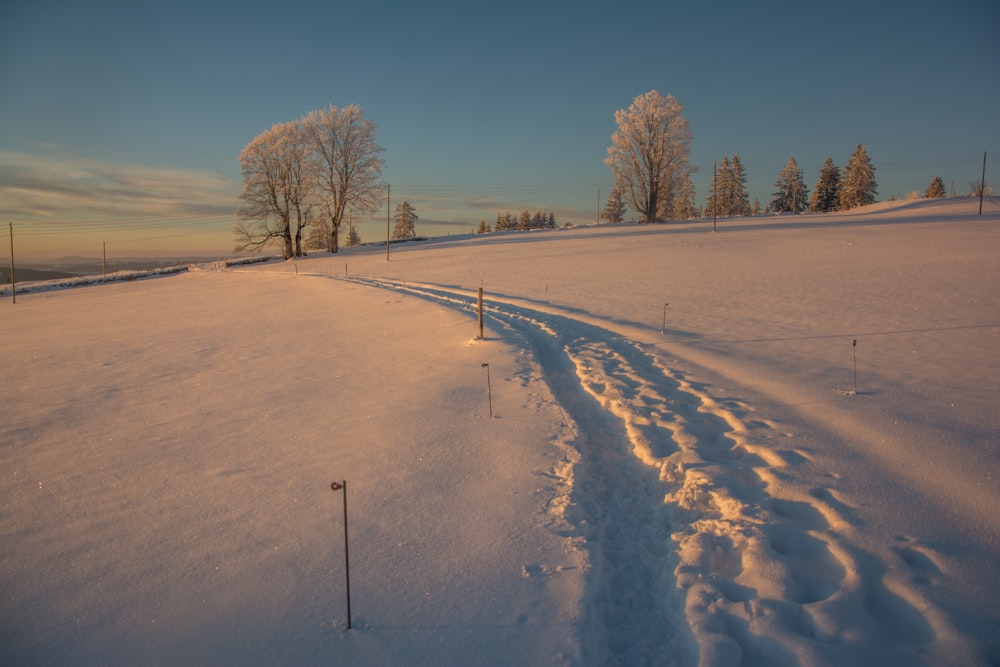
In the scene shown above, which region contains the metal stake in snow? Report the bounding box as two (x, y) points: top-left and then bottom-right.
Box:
(482, 362), (493, 418)
(852, 339), (858, 396)
(661, 302), (669, 334)
(330, 480), (352, 630)
(477, 287), (484, 340)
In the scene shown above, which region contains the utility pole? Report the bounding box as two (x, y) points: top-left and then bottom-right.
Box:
(712, 161), (717, 232)
(979, 151), (987, 215)
(8, 222), (15, 304)
(385, 183), (391, 261)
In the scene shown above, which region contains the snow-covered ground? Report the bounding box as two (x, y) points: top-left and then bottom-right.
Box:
(2, 198), (998, 666)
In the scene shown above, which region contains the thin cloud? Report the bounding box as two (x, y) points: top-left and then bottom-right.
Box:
(0, 150), (239, 225)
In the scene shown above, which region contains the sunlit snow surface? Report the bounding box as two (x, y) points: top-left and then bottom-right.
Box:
(3, 198), (998, 666)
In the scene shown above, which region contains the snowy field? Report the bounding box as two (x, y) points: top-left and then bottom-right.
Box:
(2, 198), (998, 666)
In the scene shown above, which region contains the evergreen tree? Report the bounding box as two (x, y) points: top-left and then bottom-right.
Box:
(705, 156), (728, 218)
(809, 157), (841, 212)
(518, 210), (532, 231)
(346, 224), (361, 246)
(475, 219), (491, 234)
(305, 216), (330, 251)
(391, 201), (418, 239)
(671, 171), (698, 219)
(925, 176), (946, 199)
(707, 155), (750, 217)
(546, 211), (557, 228)
(727, 155), (750, 216)
(602, 186), (627, 222)
(839, 144), (877, 209)
(752, 197), (761, 216)
(770, 156), (809, 213)
(718, 155), (736, 216)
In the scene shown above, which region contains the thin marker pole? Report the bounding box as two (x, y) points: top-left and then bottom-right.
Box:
(852, 339), (858, 396)
(482, 362), (493, 418)
(661, 302), (669, 334)
(477, 287), (484, 340)
(102, 241), (107, 277)
(330, 480), (352, 629)
(385, 184), (391, 261)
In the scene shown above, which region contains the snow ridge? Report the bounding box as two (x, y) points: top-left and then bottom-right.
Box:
(340, 275), (976, 666)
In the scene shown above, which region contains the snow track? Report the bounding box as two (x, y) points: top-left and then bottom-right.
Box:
(338, 275), (974, 667)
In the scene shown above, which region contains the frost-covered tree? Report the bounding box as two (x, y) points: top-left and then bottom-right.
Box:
(602, 186), (627, 223)
(391, 201), (418, 239)
(809, 157), (841, 212)
(302, 104), (385, 253)
(674, 171), (699, 219)
(669, 171), (698, 219)
(705, 156), (727, 218)
(518, 210), (532, 231)
(839, 144), (877, 209)
(925, 176), (946, 199)
(494, 211), (509, 232)
(475, 219), (491, 234)
(707, 155), (749, 217)
(723, 155), (750, 216)
(606, 90), (693, 223)
(729, 155), (750, 216)
(770, 157), (809, 213)
(969, 179), (994, 197)
(235, 120), (313, 259)
(752, 197), (762, 216)
(495, 211), (518, 231)
(305, 214), (329, 251)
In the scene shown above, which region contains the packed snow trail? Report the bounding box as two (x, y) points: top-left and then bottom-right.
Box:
(335, 275), (980, 667)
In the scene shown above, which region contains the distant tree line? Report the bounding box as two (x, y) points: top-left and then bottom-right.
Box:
(702, 145), (880, 218)
(476, 209), (559, 234)
(602, 91), (914, 224)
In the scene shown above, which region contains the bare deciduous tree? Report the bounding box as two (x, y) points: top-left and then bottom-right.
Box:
(235, 120), (312, 259)
(302, 104), (385, 253)
(605, 90), (693, 224)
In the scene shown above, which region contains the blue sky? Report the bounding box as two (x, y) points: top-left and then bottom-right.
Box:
(1, 0), (998, 259)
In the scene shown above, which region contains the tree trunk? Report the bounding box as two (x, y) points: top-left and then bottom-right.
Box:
(328, 217), (340, 254)
(645, 181), (658, 224)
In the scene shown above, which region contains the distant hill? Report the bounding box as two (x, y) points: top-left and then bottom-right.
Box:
(1, 267), (78, 283)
